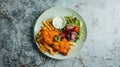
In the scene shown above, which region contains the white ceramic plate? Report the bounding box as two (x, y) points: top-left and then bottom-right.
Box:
(34, 7), (87, 59)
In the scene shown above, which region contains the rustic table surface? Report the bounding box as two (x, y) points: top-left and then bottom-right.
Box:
(0, 0), (120, 67)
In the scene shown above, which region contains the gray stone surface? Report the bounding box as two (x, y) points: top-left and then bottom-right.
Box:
(0, 0), (120, 67)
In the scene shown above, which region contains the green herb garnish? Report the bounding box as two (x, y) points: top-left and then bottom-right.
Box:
(55, 36), (60, 42)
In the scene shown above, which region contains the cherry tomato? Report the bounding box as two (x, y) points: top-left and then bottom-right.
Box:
(74, 26), (79, 32)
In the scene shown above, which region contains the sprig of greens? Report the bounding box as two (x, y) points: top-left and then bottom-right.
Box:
(55, 36), (60, 42)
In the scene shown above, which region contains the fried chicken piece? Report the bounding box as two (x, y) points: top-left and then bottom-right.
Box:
(53, 38), (71, 56)
(41, 30), (60, 45)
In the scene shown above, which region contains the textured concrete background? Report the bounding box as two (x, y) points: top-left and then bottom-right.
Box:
(0, 0), (120, 67)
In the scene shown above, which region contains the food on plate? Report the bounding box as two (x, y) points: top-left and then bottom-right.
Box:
(36, 15), (82, 56)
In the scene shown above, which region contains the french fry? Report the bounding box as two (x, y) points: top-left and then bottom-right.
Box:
(42, 22), (52, 30)
(52, 51), (59, 55)
(42, 26), (49, 31)
(36, 36), (42, 43)
(40, 44), (48, 53)
(46, 22), (55, 30)
(46, 18), (53, 23)
(69, 41), (76, 46)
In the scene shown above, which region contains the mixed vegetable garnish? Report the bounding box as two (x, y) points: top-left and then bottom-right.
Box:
(58, 15), (82, 42)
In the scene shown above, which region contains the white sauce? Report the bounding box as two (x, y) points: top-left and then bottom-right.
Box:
(52, 16), (66, 29)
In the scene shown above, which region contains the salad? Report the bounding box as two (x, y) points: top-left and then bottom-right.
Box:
(53, 15), (83, 42)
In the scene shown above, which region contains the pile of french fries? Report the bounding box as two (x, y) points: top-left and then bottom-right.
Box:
(37, 18), (59, 55)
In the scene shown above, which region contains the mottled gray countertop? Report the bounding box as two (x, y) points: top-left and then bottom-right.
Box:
(0, 0), (120, 67)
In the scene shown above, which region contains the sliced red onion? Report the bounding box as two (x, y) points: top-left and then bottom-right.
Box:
(66, 24), (74, 30)
(71, 31), (77, 40)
